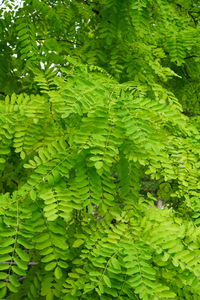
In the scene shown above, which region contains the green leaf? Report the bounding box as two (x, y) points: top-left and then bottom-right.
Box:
(94, 161), (103, 170)
(20, 151), (26, 159)
(30, 189), (37, 201)
(41, 253), (56, 263)
(12, 265), (26, 276)
(45, 261), (57, 271)
(58, 260), (68, 268)
(0, 272), (8, 279)
(110, 257), (121, 270)
(0, 246), (13, 255)
(0, 158), (6, 164)
(72, 239), (84, 248)
(15, 248), (29, 262)
(14, 257), (28, 270)
(0, 264), (10, 271)
(9, 275), (20, 288)
(102, 274), (111, 288)
(0, 287), (7, 298)
(54, 266), (63, 279)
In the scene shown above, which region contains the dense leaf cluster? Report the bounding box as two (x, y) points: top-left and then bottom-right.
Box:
(0, 0), (200, 299)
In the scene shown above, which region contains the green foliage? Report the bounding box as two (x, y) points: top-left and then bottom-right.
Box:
(0, 0), (200, 299)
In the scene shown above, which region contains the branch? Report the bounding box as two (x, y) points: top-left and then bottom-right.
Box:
(37, 38), (82, 46)
(2, 276), (26, 283)
(0, 261), (38, 265)
(155, 200), (164, 209)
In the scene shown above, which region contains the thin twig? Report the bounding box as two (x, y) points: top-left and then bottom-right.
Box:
(0, 261), (38, 265)
(2, 276), (26, 283)
(37, 38), (82, 46)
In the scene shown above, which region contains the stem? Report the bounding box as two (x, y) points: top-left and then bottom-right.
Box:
(0, 261), (38, 265)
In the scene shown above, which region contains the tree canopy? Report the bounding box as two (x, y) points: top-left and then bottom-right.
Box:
(0, 0), (200, 299)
